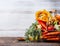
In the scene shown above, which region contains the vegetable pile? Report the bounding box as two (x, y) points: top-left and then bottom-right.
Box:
(25, 9), (60, 42)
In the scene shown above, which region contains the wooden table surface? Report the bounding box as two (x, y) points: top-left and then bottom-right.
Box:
(0, 37), (59, 46)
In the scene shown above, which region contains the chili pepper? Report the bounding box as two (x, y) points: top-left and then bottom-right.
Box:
(38, 20), (47, 31)
(42, 27), (47, 32)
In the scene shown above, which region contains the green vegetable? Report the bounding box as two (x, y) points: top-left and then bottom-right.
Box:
(25, 21), (42, 42)
(53, 21), (58, 25)
(54, 21), (60, 31)
(54, 25), (60, 31)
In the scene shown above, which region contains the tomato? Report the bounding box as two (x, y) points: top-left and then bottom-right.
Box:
(48, 25), (54, 31)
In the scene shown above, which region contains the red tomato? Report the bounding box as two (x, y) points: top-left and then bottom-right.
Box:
(48, 25), (54, 31)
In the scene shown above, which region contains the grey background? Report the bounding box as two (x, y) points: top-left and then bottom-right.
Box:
(0, 0), (60, 37)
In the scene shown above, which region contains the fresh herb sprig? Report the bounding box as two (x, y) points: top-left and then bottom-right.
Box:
(25, 21), (42, 42)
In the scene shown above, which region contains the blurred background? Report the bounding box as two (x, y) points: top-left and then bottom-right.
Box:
(0, 0), (60, 37)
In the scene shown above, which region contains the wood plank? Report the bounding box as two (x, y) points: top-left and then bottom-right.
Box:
(0, 37), (59, 46)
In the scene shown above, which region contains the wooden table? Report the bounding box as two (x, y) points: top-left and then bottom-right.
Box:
(0, 37), (59, 46)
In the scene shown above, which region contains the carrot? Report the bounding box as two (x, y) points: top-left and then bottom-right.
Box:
(45, 32), (60, 36)
(47, 37), (60, 41)
(42, 35), (59, 38)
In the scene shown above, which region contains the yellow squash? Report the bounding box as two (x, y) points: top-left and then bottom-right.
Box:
(35, 9), (52, 22)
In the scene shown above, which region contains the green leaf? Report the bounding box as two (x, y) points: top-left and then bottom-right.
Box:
(25, 21), (42, 41)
